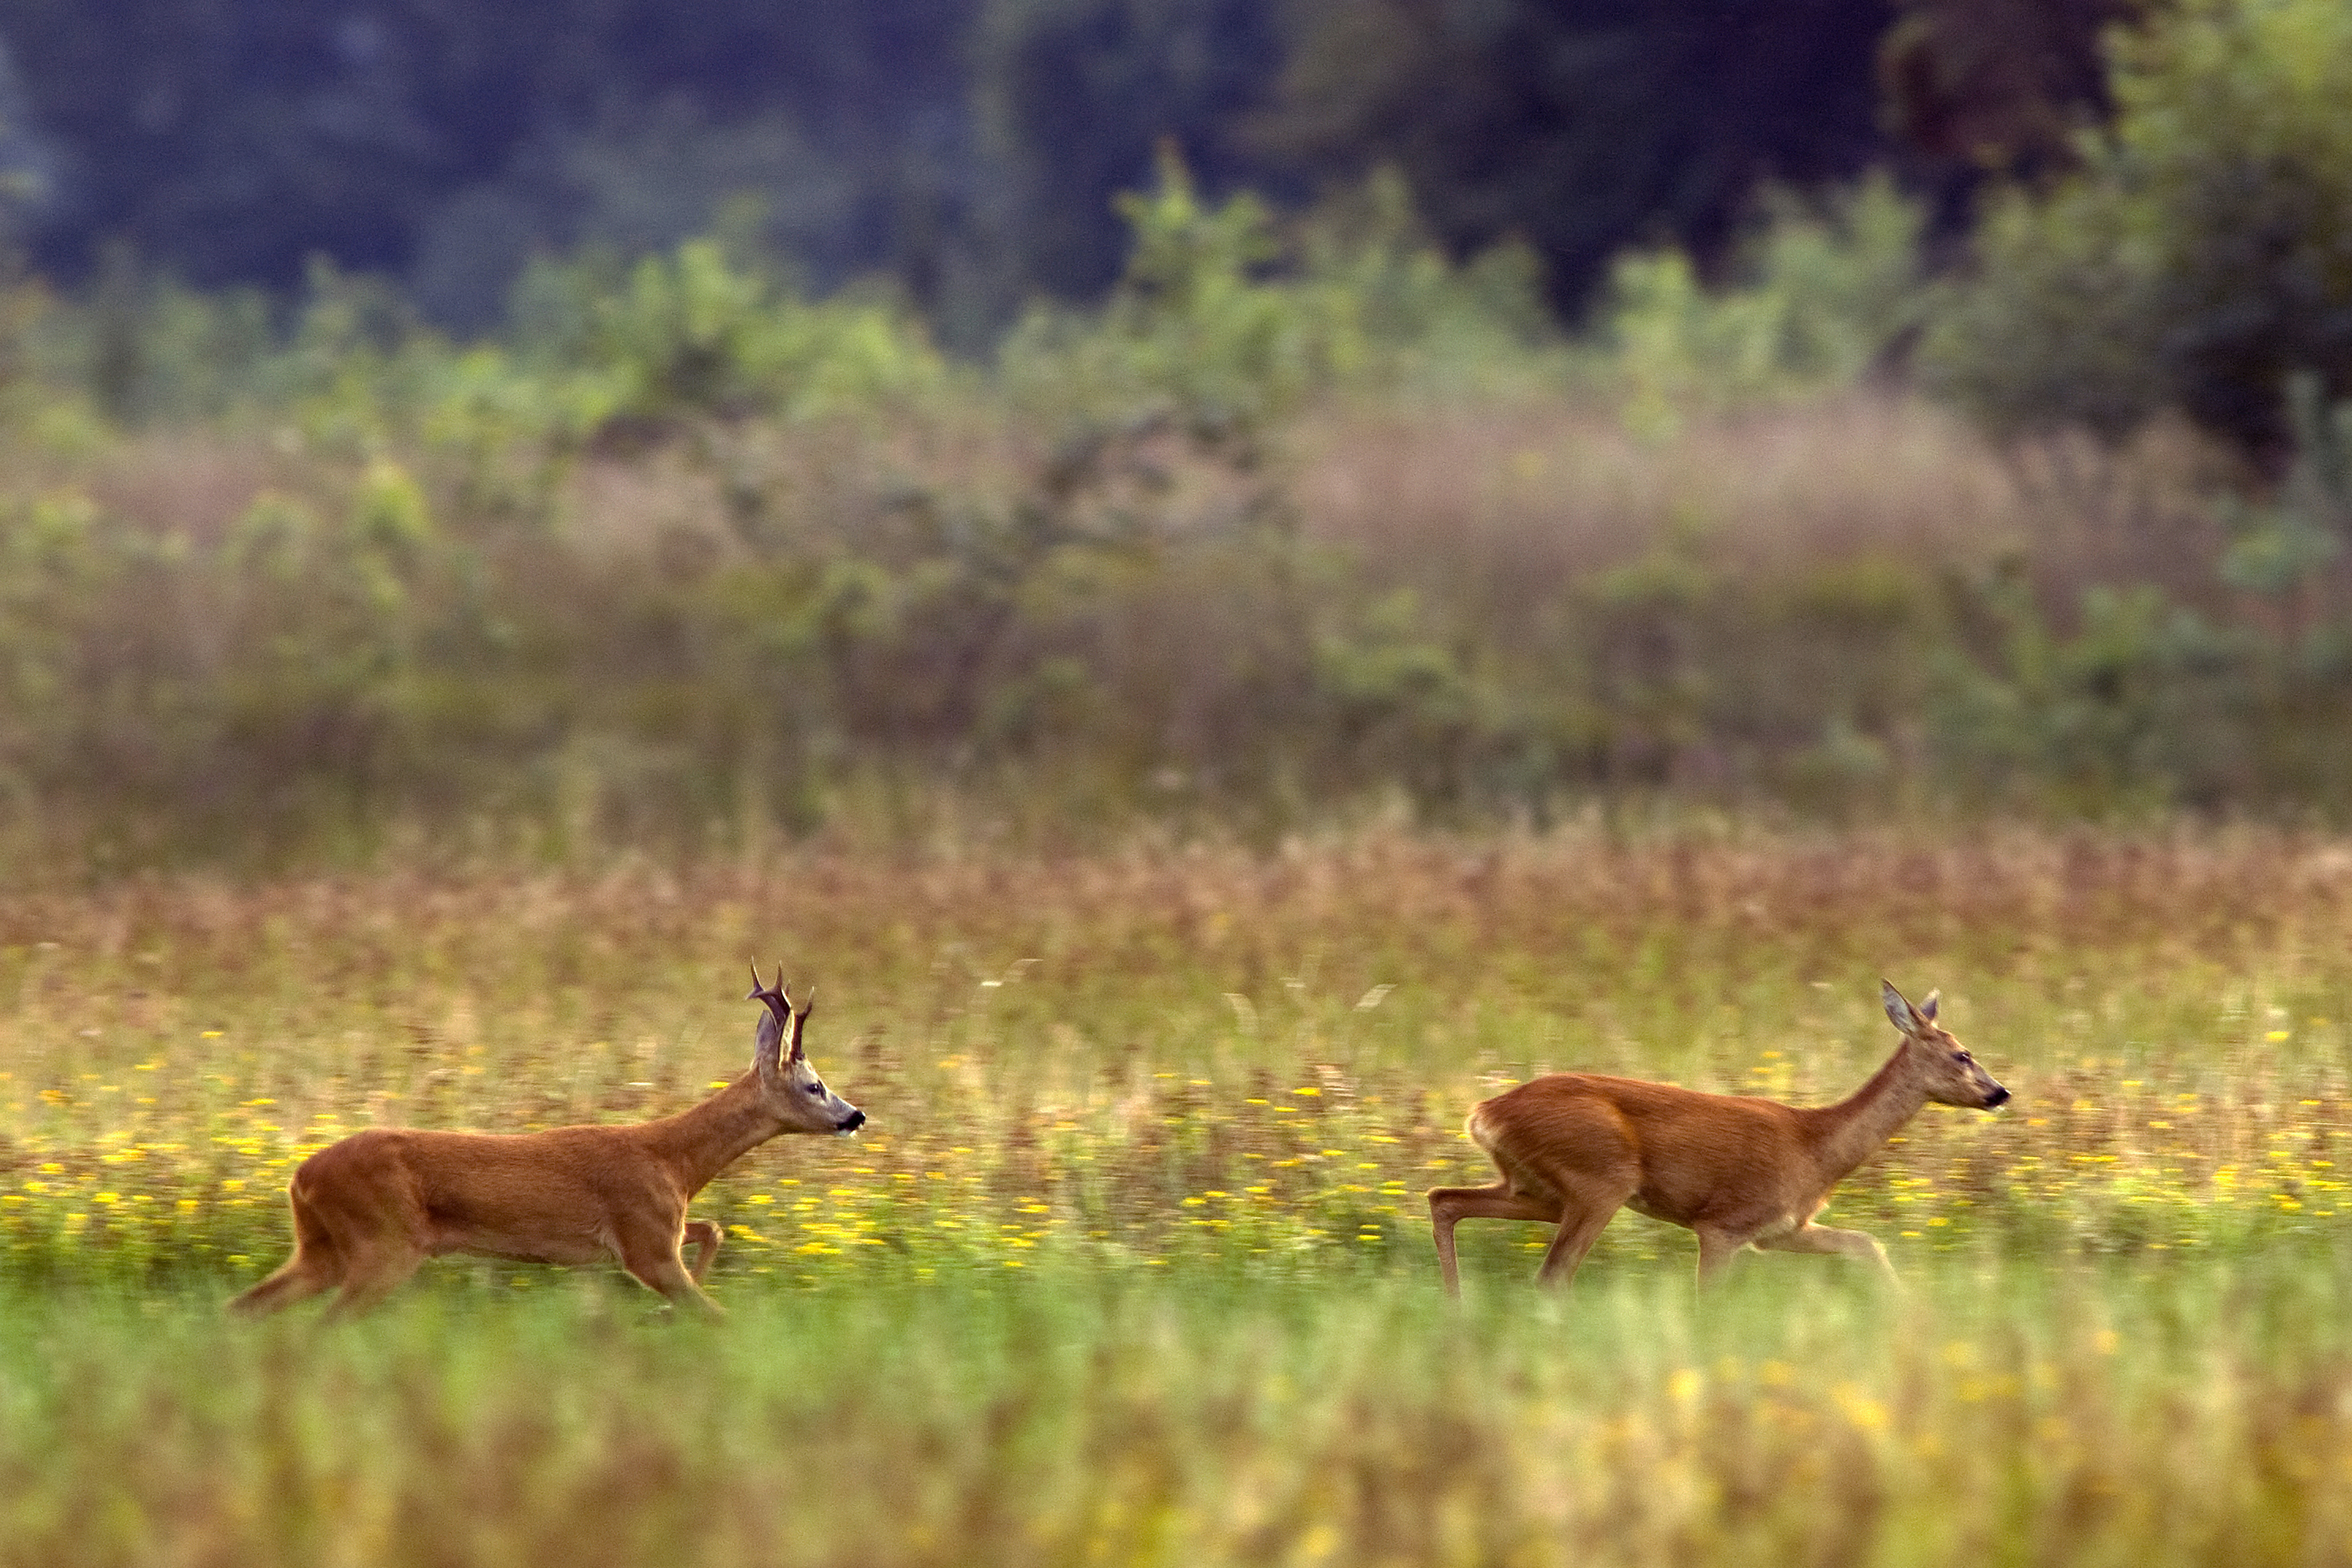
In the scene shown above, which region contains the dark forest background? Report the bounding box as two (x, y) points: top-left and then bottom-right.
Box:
(0, 0), (2124, 339)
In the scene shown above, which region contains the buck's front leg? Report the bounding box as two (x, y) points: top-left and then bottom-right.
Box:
(613, 1218), (726, 1316)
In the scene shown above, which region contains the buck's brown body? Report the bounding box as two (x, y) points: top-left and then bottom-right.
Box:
(1429, 982), (2008, 1294)
(230, 969), (862, 1317)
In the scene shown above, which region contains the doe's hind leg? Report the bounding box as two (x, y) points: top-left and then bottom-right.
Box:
(1427, 1182), (1559, 1298)
(1530, 1172), (1636, 1289)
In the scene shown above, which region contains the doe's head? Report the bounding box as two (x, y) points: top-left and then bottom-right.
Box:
(1882, 979), (2010, 1111)
(749, 964), (867, 1135)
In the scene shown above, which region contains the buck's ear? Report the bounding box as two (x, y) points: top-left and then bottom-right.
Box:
(1918, 988), (1939, 1023)
(752, 1002), (785, 1079)
(1881, 980), (1921, 1035)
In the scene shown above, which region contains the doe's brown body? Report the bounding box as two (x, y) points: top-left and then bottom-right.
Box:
(1429, 981), (2008, 1294)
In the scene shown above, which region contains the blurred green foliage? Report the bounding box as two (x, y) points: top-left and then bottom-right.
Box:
(998, 153), (1559, 434)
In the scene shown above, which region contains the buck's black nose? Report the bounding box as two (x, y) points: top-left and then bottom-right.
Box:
(1984, 1086), (2011, 1109)
(837, 1109), (867, 1133)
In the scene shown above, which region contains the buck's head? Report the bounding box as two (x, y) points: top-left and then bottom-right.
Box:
(749, 965), (867, 1135)
(1882, 980), (2010, 1111)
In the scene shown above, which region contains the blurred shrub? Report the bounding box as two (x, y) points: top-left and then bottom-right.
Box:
(998, 151), (1560, 438)
(1929, 575), (2262, 811)
(1589, 174), (1927, 437)
(998, 150), (1322, 438)
(1922, 0), (2352, 459)
(512, 238), (951, 434)
(2216, 372), (2352, 600)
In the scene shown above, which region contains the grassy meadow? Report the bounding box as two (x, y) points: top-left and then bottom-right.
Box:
(4, 58), (2352, 1564)
(5, 824), (2352, 1564)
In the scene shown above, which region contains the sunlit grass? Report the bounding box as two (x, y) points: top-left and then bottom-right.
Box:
(4, 824), (2350, 1288)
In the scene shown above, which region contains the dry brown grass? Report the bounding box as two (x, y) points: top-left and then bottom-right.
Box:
(541, 392), (2233, 597)
(1290, 393), (2240, 618)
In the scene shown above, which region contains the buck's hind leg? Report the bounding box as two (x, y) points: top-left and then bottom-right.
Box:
(1428, 1183), (1558, 1299)
(322, 1238), (426, 1319)
(228, 1184), (344, 1317)
(229, 1258), (340, 1317)
(304, 1163), (432, 1319)
(681, 1220), (721, 1284)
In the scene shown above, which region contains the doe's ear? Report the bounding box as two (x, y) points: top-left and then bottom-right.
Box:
(1918, 988), (1940, 1023)
(1881, 979), (1921, 1035)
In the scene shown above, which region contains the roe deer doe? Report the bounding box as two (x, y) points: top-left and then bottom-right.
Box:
(229, 967), (864, 1318)
(1428, 981), (2007, 1296)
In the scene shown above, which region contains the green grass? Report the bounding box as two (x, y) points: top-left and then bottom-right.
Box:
(7, 1249), (2352, 1567)
(4, 825), (2352, 1563)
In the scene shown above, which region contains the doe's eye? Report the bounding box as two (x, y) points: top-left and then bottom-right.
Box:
(1954, 1050), (1972, 1064)
(805, 1082), (825, 1096)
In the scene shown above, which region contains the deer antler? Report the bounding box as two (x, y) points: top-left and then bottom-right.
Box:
(747, 963), (792, 1015)
(775, 970), (812, 1061)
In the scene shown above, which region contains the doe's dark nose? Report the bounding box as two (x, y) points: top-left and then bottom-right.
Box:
(838, 1108), (867, 1132)
(1984, 1086), (2011, 1109)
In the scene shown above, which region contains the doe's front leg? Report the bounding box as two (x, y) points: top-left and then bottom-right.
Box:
(1755, 1221), (1902, 1287)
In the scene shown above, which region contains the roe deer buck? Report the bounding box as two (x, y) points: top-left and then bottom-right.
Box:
(1429, 981), (2007, 1297)
(229, 967), (864, 1318)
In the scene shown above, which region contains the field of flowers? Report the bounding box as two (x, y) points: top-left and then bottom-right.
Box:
(4, 823), (2352, 1564)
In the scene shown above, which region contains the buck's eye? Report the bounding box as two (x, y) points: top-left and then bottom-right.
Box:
(805, 1082), (825, 1096)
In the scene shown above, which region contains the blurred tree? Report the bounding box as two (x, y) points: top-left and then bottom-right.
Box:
(1923, 0), (2352, 462)
(1, 0), (2079, 350)
(1877, 0), (2141, 176)
(1255, 0), (1892, 313)
(0, 0), (977, 321)
(974, 0), (1289, 307)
